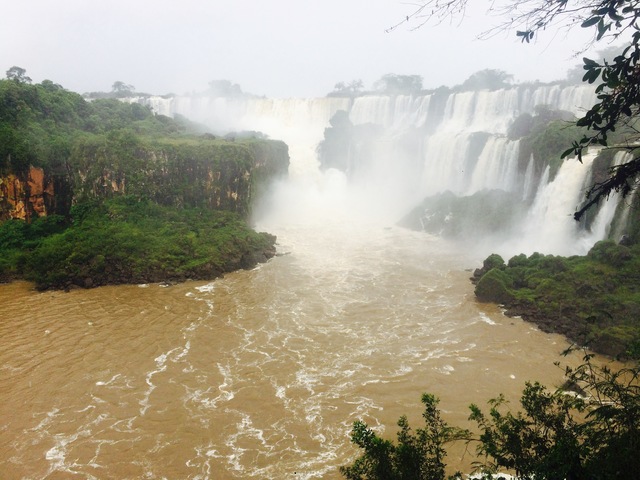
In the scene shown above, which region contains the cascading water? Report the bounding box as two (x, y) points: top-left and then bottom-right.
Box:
(507, 151), (599, 256)
(131, 82), (616, 258)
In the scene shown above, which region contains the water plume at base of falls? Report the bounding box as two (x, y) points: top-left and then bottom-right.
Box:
(132, 83), (624, 259)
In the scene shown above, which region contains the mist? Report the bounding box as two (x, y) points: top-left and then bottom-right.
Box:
(128, 78), (623, 264)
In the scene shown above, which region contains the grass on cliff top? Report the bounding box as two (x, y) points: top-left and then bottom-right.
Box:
(0, 196), (275, 290)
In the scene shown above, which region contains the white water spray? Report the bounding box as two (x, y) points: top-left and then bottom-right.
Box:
(131, 83), (622, 257)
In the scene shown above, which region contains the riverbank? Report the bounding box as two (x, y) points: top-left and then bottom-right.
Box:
(472, 241), (640, 359)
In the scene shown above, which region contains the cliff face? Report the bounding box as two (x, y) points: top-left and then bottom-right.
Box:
(0, 138), (289, 221)
(0, 167), (56, 221)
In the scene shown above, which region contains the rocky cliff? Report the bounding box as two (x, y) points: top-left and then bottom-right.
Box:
(0, 137), (288, 221)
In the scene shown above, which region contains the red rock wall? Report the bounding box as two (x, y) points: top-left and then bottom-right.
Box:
(0, 167), (55, 221)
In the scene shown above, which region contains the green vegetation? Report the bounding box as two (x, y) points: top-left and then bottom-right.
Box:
(0, 71), (288, 197)
(458, 69), (512, 91)
(342, 353), (640, 480)
(65, 131), (287, 216)
(328, 79), (365, 98)
(0, 74), (208, 176)
(0, 72), (288, 289)
(473, 241), (640, 359)
(341, 394), (468, 480)
(0, 196), (275, 290)
(373, 74), (424, 95)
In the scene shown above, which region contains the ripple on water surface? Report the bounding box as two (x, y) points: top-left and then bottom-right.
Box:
(0, 226), (586, 479)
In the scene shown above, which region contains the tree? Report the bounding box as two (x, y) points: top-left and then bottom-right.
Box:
(207, 79), (243, 97)
(341, 352), (640, 480)
(340, 393), (467, 480)
(5, 66), (31, 84)
(459, 69), (513, 91)
(111, 81), (135, 97)
(373, 74), (423, 95)
(392, 0), (640, 220)
(330, 79), (365, 97)
(468, 351), (640, 480)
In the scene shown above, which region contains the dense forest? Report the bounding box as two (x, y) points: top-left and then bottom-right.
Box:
(0, 75), (288, 290)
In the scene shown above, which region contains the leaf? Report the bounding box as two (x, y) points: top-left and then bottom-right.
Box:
(597, 21), (611, 40)
(516, 30), (534, 43)
(581, 16), (601, 28)
(608, 11), (625, 21)
(584, 68), (602, 84)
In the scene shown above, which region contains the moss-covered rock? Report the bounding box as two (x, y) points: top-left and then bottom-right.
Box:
(475, 267), (514, 303)
(400, 190), (527, 240)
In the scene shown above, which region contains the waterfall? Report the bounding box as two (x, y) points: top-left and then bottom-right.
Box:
(130, 83), (623, 257)
(468, 137), (520, 195)
(509, 153), (598, 256)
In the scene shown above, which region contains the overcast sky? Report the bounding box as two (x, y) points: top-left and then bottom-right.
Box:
(1, 1), (599, 98)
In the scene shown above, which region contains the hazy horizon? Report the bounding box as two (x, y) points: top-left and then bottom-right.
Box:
(1, 1), (602, 99)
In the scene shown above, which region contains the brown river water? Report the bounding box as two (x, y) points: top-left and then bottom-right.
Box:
(0, 212), (595, 480)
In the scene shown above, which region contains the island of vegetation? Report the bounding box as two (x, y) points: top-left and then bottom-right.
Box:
(0, 71), (289, 290)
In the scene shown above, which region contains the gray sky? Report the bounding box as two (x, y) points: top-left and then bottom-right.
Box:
(2, 1), (598, 98)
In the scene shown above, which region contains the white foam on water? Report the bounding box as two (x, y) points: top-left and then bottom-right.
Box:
(75, 405), (96, 413)
(45, 428), (96, 479)
(194, 282), (216, 293)
(139, 353), (168, 415)
(95, 373), (121, 386)
(31, 407), (60, 434)
(436, 364), (456, 375)
(479, 313), (497, 325)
